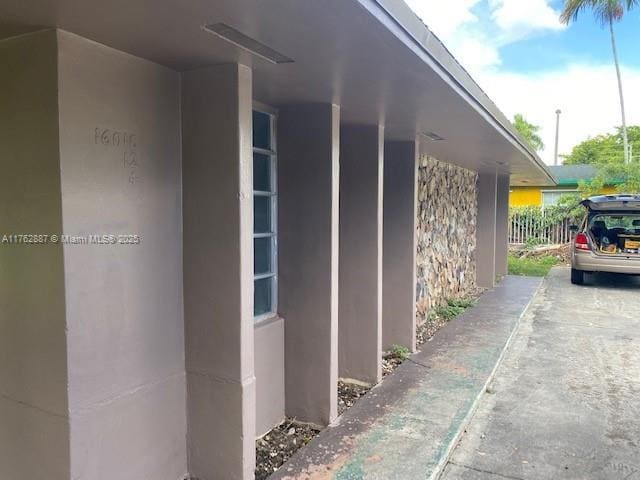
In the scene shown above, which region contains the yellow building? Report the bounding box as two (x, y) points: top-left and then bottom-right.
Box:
(510, 164), (617, 207)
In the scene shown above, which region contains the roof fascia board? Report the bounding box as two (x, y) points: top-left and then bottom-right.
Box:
(358, 0), (556, 185)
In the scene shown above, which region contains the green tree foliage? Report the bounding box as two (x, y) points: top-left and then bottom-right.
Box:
(561, 0), (639, 26)
(513, 114), (544, 151)
(579, 160), (640, 195)
(562, 126), (640, 195)
(563, 126), (640, 165)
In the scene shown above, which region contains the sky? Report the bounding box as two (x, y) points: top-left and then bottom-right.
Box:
(404, 0), (640, 164)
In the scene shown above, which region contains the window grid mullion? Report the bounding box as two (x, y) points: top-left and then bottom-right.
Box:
(254, 232), (276, 239)
(253, 108), (278, 320)
(253, 146), (276, 156)
(254, 272), (277, 281)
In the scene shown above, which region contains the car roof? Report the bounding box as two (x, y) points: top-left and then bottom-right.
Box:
(582, 195), (640, 212)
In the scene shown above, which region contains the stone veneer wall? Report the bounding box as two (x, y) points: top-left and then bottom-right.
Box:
(416, 155), (478, 320)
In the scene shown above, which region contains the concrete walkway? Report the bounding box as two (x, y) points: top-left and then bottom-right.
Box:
(273, 275), (541, 480)
(442, 268), (640, 480)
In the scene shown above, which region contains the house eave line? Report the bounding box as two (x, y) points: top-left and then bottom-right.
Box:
(361, 0), (556, 186)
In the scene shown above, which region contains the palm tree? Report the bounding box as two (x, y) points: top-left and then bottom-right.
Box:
(513, 114), (545, 152)
(560, 0), (639, 164)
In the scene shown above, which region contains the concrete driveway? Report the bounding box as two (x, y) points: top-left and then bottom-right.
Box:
(443, 268), (640, 480)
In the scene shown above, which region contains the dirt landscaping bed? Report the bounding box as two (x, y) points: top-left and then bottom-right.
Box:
(417, 294), (481, 347)
(382, 345), (410, 377)
(256, 380), (379, 479)
(338, 380), (371, 416)
(255, 420), (321, 480)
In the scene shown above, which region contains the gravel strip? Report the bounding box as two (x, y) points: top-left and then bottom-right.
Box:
(416, 315), (449, 347)
(255, 420), (320, 480)
(382, 355), (403, 377)
(338, 380), (371, 416)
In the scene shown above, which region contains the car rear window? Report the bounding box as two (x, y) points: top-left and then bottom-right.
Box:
(590, 214), (640, 230)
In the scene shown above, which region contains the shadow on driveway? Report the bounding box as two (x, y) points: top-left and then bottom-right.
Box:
(579, 270), (640, 290)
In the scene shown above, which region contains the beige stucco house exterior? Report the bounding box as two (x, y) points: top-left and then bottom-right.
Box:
(0, 1), (553, 479)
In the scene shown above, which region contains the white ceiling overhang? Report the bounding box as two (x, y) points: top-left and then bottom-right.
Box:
(0, 0), (555, 185)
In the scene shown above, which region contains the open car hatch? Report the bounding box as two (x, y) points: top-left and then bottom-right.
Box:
(581, 195), (640, 212)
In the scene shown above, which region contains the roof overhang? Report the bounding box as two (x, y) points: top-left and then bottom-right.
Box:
(0, 0), (555, 186)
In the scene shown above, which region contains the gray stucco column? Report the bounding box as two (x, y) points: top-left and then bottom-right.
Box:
(278, 104), (340, 426)
(382, 141), (418, 352)
(182, 64), (256, 480)
(495, 174), (510, 278)
(339, 125), (384, 384)
(476, 172), (498, 288)
(0, 30), (69, 480)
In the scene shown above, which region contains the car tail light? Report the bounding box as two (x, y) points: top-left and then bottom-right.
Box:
(575, 232), (591, 251)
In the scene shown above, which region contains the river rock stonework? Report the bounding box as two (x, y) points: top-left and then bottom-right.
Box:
(416, 155), (478, 320)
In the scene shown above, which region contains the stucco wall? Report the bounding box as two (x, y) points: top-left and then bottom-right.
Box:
(57, 31), (187, 480)
(255, 318), (285, 437)
(182, 64), (256, 479)
(509, 186), (542, 207)
(416, 156), (478, 319)
(0, 30), (70, 480)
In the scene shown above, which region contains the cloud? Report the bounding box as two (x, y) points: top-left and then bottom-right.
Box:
(406, 0), (566, 76)
(404, 0), (481, 38)
(405, 0), (501, 75)
(477, 64), (640, 164)
(489, 0), (565, 42)
(406, 1), (638, 164)
(453, 36), (502, 72)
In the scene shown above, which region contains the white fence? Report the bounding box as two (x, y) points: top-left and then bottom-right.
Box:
(509, 212), (573, 245)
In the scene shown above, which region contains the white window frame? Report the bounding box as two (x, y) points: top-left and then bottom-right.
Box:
(253, 103), (278, 322)
(541, 189), (578, 208)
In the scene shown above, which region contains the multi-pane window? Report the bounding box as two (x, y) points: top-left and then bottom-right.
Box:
(542, 190), (577, 208)
(253, 109), (277, 319)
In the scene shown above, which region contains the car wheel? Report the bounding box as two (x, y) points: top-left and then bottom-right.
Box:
(571, 268), (584, 285)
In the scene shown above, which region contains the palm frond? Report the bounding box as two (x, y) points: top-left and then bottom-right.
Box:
(560, 0), (595, 24)
(560, 0), (636, 25)
(593, 0), (624, 25)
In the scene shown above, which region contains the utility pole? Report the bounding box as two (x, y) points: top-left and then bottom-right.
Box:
(554, 109), (561, 165)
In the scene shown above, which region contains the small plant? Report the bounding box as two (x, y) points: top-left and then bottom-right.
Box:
(525, 236), (546, 249)
(435, 305), (463, 320)
(447, 297), (475, 309)
(387, 344), (410, 361)
(428, 297), (475, 321)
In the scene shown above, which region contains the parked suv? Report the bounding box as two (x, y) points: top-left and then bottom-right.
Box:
(570, 194), (640, 284)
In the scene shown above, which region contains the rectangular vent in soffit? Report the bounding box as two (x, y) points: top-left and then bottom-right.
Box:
(203, 23), (294, 64)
